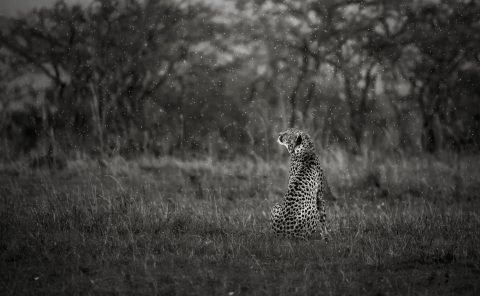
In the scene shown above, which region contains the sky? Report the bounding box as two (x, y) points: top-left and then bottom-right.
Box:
(0, 0), (91, 16)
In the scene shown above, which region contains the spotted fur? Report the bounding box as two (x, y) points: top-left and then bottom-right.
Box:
(272, 128), (330, 240)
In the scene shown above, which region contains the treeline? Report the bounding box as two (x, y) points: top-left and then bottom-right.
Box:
(1, 0), (479, 160)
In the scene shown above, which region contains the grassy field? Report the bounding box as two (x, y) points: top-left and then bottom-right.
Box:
(1, 151), (480, 295)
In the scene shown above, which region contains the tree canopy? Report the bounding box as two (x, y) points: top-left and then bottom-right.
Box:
(1, 0), (479, 159)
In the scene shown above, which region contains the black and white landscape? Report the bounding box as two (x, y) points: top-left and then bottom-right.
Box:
(1, 0), (479, 295)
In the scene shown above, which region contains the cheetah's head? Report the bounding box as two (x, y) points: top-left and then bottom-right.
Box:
(277, 128), (314, 156)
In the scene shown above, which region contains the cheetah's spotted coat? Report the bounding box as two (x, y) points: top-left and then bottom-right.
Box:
(271, 128), (330, 240)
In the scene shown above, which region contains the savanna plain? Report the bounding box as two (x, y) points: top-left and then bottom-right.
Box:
(1, 151), (479, 295)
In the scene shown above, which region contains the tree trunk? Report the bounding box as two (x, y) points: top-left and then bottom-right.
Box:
(288, 78), (300, 128)
(423, 113), (443, 153)
(288, 53), (309, 128)
(344, 65), (375, 151)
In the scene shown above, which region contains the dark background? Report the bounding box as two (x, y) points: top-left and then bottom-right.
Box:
(1, 0), (479, 161)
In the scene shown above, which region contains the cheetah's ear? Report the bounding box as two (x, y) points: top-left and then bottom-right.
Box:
(295, 134), (302, 146)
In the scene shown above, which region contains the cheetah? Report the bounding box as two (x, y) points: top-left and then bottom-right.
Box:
(271, 128), (331, 240)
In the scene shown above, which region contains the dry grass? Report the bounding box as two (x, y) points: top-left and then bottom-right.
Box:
(1, 151), (479, 295)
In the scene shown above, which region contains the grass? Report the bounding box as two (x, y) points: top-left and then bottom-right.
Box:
(1, 151), (480, 295)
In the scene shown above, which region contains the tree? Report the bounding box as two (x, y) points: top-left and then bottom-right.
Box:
(0, 0), (224, 155)
(366, 0), (480, 152)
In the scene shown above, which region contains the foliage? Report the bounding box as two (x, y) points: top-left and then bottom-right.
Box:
(0, 0), (479, 159)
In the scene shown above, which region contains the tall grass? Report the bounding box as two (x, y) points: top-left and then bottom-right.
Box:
(1, 150), (479, 295)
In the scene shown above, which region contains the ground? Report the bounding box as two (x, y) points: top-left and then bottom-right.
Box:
(1, 152), (479, 295)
